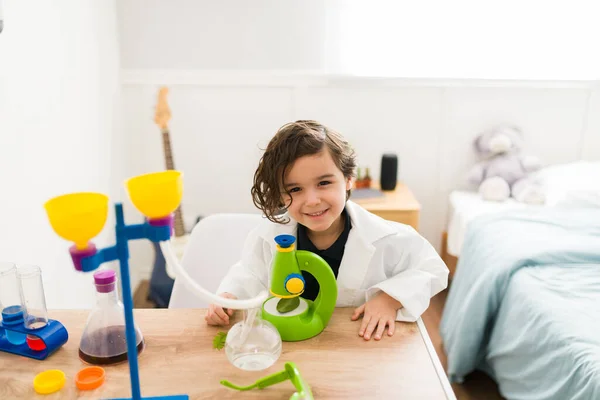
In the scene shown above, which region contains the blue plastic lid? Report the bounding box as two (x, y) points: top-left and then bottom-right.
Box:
(1, 305), (24, 324)
(274, 234), (296, 248)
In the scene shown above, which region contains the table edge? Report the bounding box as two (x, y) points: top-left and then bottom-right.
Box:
(417, 318), (456, 400)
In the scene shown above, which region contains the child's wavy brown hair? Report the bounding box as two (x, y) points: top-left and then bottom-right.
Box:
(251, 120), (356, 223)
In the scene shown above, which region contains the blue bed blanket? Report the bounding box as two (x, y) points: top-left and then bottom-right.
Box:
(440, 208), (600, 385)
(485, 264), (600, 400)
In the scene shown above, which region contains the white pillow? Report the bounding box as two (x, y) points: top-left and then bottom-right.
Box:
(533, 161), (600, 207)
(560, 190), (600, 208)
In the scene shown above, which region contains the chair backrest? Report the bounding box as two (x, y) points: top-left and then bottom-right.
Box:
(168, 213), (263, 308)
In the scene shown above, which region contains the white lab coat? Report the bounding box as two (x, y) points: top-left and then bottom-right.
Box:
(217, 200), (448, 322)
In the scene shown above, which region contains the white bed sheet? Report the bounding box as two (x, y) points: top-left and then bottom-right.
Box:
(446, 191), (531, 257)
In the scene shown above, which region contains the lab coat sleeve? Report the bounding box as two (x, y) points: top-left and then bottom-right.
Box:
(366, 230), (449, 322)
(216, 227), (269, 300)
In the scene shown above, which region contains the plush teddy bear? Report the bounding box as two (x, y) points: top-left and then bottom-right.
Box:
(467, 125), (546, 204)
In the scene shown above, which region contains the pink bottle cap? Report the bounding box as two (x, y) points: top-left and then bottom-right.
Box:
(93, 270), (116, 293)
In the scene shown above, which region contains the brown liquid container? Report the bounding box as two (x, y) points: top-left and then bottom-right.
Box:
(79, 270), (144, 365)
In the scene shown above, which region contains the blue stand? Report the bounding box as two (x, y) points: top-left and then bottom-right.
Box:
(0, 311), (68, 360)
(78, 203), (187, 400)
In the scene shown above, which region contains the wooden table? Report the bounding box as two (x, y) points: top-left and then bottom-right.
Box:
(353, 182), (421, 231)
(0, 309), (454, 399)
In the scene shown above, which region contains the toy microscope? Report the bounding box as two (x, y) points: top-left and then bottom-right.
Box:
(261, 234), (338, 341)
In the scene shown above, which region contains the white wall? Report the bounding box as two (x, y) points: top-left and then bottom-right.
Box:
(0, 0), (121, 308)
(329, 0), (600, 80)
(117, 0), (600, 80)
(117, 0), (328, 71)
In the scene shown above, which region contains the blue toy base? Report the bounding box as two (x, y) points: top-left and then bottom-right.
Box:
(0, 319), (68, 360)
(107, 396), (188, 400)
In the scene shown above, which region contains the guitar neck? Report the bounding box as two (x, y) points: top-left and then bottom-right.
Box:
(161, 128), (186, 237)
(161, 128), (176, 170)
(173, 207), (186, 237)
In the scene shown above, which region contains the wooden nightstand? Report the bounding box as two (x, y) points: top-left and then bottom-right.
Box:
(352, 182), (421, 231)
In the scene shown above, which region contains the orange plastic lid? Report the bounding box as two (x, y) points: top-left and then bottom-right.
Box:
(75, 366), (105, 390)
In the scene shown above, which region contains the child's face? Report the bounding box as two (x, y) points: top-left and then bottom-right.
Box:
(282, 149), (352, 234)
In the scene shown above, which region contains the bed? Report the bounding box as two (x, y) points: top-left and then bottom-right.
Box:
(440, 161), (600, 400)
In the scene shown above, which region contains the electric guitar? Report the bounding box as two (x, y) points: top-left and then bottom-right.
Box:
(148, 87), (191, 307)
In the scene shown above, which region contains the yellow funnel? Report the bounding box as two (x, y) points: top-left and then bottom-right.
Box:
(44, 193), (109, 250)
(125, 171), (183, 219)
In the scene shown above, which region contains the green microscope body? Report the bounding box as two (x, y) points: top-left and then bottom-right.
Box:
(261, 234), (338, 342)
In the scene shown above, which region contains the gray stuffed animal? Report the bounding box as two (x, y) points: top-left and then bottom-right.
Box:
(467, 125), (546, 204)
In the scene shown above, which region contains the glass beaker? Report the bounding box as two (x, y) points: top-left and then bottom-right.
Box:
(225, 307), (282, 371)
(79, 269), (145, 365)
(18, 265), (48, 329)
(17, 265), (49, 351)
(0, 262), (27, 345)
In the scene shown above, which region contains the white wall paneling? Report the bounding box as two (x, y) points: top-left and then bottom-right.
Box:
(439, 87), (590, 193)
(121, 71), (598, 275)
(581, 86), (600, 160)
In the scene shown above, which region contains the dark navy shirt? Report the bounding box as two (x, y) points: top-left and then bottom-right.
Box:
(296, 210), (352, 301)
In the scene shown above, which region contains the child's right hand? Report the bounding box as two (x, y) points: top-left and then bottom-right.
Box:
(205, 292), (237, 326)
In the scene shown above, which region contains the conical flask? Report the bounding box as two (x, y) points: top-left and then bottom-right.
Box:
(79, 269), (144, 365)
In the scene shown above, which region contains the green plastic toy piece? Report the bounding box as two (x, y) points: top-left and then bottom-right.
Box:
(212, 331), (227, 350)
(220, 362), (314, 400)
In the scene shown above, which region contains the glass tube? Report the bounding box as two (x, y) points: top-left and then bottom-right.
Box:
(17, 265), (48, 330)
(0, 262), (26, 345)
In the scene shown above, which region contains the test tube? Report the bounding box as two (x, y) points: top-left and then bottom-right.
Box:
(17, 265), (48, 329)
(18, 265), (48, 351)
(0, 262), (27, 345)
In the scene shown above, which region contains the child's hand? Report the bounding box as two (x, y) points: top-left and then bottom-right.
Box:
(205, 293), (237, 326)
(351, 292), (402, 341)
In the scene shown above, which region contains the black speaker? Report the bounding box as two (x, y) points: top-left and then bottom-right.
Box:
(380, 154), (398, 191)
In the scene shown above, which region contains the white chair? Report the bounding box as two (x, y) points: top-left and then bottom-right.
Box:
(168, 213), (263, 309)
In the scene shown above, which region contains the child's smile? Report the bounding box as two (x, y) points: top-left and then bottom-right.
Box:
(304, 209), (329, 218)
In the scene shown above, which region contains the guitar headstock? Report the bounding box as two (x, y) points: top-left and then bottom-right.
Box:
(154, 87), (171, 130)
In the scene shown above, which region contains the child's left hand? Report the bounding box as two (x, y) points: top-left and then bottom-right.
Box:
(351, 292), (402, 341)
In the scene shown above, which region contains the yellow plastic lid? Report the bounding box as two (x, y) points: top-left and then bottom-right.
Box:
(33, 369), (66, 395)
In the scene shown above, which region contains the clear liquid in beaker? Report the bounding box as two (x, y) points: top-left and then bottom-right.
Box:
(228, 352), (280, 371)
(224, 310), (281, 371)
